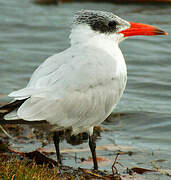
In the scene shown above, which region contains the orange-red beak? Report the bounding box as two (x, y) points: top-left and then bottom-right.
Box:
(119, 22), (168, 37)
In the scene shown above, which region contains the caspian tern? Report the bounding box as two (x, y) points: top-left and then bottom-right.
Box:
(1, 10), (167, 170)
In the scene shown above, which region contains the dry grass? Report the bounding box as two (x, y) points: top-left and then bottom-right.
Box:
(0, 157), (61, 180)
(0, 155), (124, 180)
(0, 156), (113, 180)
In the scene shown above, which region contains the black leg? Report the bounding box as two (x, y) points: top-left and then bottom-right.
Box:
(89, 135), (98, 170)
(53, 131), (62, 165)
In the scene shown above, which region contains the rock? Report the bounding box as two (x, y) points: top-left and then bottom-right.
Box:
(34, 0), (58, 5)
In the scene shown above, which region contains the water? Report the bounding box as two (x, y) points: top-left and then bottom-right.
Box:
(0, 0), (171, 177)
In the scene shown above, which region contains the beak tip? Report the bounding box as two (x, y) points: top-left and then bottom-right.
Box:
(157, 30), (168, 36)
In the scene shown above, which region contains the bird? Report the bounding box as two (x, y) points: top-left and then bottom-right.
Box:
(0, 10), (167, 170)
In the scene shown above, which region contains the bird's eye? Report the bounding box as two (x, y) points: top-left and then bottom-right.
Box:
(108, 21), (117, 29)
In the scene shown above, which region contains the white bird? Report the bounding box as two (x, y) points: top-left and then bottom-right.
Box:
(1, 10), (167, 170)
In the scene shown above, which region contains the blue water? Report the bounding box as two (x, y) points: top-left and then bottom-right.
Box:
(0, 0), (171, 176)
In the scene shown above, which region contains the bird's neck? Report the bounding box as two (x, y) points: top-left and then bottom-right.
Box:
(69, 24), (126, 69)
(69, 24), (122, 46)
(70, 25), (126, 75)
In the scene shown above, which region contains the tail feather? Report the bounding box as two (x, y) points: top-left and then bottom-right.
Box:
(0, 98), (48, 126)
(0, 99), (27, 119)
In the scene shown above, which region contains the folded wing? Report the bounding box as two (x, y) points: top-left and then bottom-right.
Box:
(6, 46), (121, 133)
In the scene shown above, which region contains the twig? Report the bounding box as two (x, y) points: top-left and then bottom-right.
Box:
(112, 153), (120, 175)
(0, 125), (14, 139)
(81, 168), (104, 179)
